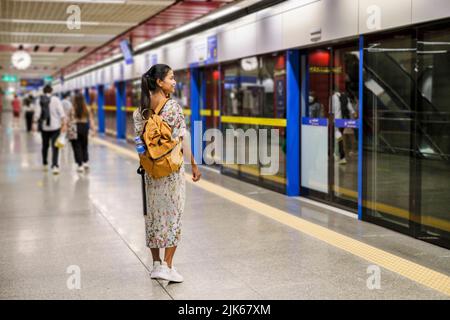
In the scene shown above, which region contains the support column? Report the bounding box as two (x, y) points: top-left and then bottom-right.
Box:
(200, 70), (207, 148)
(358, 35), (364, 220)
(190, 67), (202, 164)
(97, 84), (105, 134)
(84, 87), (90, 105)
(286, 49), (300, 196)
(115, 81), (126, 140)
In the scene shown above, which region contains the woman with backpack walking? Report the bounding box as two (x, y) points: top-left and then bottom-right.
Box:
(133, 64), (201, 283)
(67, 92), (96, 173)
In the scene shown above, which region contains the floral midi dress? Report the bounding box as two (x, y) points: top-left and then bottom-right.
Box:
(133, 99), (186, 248)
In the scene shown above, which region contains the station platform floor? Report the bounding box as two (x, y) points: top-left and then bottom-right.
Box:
(1, 113), (449, 300)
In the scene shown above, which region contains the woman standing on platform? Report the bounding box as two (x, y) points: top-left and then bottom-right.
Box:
(133, 64), (201, 283)
(67, 92), (96, 173)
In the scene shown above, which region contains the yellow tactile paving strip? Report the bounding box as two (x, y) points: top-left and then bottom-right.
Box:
(92, 137), (450, 297)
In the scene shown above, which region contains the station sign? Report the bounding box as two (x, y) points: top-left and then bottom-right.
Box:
(206, 35), (217, 64)
(335, 119), (359, 128)
(2, 74), (18, 82)
(302, 117), (328, 127)
(190, 34), (218, 67)
(20, 78), (44, 88)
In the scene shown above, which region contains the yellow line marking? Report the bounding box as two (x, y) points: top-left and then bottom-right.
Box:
(200, 109), (220, 117)
(200, 109), (211, 116)
(422, 216), (450, 234)
(125, 106), (138, 112)
(104, 106), (189, 114)
(92, 136), (450, 297)
(222, 163), (286, 184)
(183, 109), (192, 116)
(221, 116), (286, 127)
(362, 200), (450, 233)
(323, 185), (450, 232)
(333, 185), (358, 199)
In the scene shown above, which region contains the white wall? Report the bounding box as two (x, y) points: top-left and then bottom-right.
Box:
(413, 0), (450, 24)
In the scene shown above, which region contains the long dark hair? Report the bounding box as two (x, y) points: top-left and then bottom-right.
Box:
(24, 95), (33, 107)
(73, 92), (88, 119)
(140, 64), (171, 119)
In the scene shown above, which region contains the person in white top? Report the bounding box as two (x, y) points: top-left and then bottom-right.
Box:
(23, 94), (36, 132)
(33, 85), (67, 174)
(61, 92), (73, 117)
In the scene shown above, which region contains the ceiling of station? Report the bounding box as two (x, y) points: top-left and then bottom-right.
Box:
(0, 0), (236, 81)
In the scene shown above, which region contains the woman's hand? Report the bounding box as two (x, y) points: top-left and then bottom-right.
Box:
(191, 164), (201, 182)
(60, 121), (67, 134)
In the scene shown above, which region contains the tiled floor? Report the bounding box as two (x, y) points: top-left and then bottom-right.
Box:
(1, 113), (449, 300)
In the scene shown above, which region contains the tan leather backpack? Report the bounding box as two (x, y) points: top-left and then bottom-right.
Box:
(139, 98), (183, 179)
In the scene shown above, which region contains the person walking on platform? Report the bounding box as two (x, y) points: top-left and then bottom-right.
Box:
(12, 94), (21, 127)
(67, 92), (96, 173)
(133, 64), (201, 283)
(33, 85), (66, 174)
(23, 94), (35, 132)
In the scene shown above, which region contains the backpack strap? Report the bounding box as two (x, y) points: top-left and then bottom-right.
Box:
(153, 98), (169, 116)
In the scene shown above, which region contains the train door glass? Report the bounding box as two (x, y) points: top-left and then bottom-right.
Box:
(221, 53), (287, 192)
(199, 66), (220, 164)
(104, 84), (116, 136)
(363, 24), (450, 248)
(416, 24), (450, 246)
(301, 43), (359, 211)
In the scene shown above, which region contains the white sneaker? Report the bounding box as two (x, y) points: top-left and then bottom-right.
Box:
(151, 261), (171, 281)
(43, 164), (48, 172)
(150, 261), (162, 279)
(77, 165), (84, 173)
(167, 266), (184, 283)
(52, 166), (60, 175)
(83, 162), (89, 170)
(338, 158), (347, 165)
(151, 261), (183, 283)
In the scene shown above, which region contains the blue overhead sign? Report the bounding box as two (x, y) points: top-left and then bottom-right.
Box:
(120, 39), (134, 65)
(190, 35), (218, 67)
(150, 54), (157, 66)
(20, 78), (44, 88)
(206, 35), (218, 64)
(302, 117), (328, 127)
(335, 119), (359, 128)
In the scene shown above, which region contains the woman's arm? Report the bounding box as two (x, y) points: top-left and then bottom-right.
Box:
(88, 106), (96, 134)
(181, 136), (201, 182)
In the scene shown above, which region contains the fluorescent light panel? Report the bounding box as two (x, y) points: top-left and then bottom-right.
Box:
(0, 18), (135, 27)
